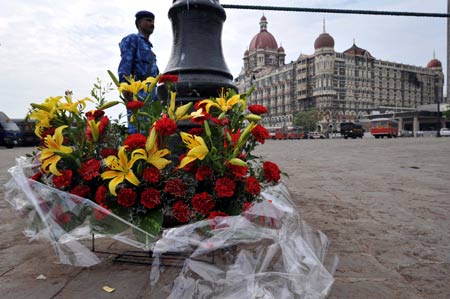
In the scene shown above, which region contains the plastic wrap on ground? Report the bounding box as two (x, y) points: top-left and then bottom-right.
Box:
(5, 157), (156, 267)
(5, 156), (337, 298)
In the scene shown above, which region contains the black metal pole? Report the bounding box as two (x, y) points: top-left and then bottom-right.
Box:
(436, 97), (441, 137)
(164, 0), (236, 105)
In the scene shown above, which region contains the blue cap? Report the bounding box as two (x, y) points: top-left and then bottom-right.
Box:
(135, 10), (155, 21)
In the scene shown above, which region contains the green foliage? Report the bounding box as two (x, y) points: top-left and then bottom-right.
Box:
(293, 108), (321, 131)
(443, 108), (450, 119)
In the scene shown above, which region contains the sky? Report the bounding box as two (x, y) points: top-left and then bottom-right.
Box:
(0, 0), (447, 119)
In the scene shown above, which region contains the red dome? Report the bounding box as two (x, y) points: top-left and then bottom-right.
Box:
(248, 15), (278, 52)
(244, 49), (249, 56)
(249, 31), (278, 51)
(427, 58), (442, 68)
(278, 46), (285, 53)
(314, 33), (335, 49)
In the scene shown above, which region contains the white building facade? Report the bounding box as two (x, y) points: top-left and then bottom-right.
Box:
(235, 16), (445, 130)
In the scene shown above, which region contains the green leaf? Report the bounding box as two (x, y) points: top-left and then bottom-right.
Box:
(133, 208), (163, 245)
(89, 208), (130, 235)
(107, 70), (120, 87)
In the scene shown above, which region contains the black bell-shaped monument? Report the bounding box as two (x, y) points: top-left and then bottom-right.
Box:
(163, 0), (236, 104)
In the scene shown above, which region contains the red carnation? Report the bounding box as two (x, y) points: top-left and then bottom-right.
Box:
(245, 176), (261, 195)
(214, 177), (236, 198)
(117, 188), (137, 207)
(79, 158), (101, 181)
(30, 171), (43, 182)
(263, 161), (281, 183)
(164, 178), (186, 198)
(94, 207), (111, 221)
(172, 201), (191, 223)
(224, 128), (240, 148)
(226, 163), (248, 179)
(158, 74), (179, 84)
(251, 124), (270, 144)
(191, 192), (215, 215)
(211, 117), (230, 126)
(154, 117), (177, 137)
(248, 104), (268, 115)
(52, 169), (73, 188)
(100, 148), (118, 158)
(140, 187), (161, 209)
(126, 100), (145, 110)
(124, 133), (147, 150)
(70, 185), (91, 198)
(52, 205), (71, 225)
(188, 127), (204, 136)
(86, 110), (105, 120)
(142, 166), (161, 183)
(196, 165), (213, 181)
(95, 185), (108, 206)
(98, 116), (109, 135)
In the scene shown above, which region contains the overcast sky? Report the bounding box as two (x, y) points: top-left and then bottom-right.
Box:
(0, 0), (447, 119)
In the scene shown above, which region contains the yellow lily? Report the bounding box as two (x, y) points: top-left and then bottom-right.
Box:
(101, 146), (140, 196)
(40, 126), (73, 176)
(131, 129), (171, 170)
(29, 96), (62, 137)
(179, 132), (209, 169)
(59, 95), (91, 113)
(118, 77), (156, 97)
(168, 91), (193, 121)
(199, 94), (245, 113)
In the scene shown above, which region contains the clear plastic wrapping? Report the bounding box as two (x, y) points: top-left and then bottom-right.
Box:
(5, 156), (337, 298)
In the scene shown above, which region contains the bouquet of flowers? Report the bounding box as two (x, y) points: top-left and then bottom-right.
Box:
(24, 72), (282, 240)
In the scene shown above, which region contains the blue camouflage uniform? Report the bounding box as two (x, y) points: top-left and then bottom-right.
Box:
(118, 32), (159, 133)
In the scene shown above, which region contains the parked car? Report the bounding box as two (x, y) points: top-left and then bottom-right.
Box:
(13, 119), (40, 146)
(0, 112), (23, 148)
(308, 132), (325, 139)
(440, 128), (450, 137)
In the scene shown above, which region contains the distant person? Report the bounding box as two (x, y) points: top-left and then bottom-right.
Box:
(118, 10), (159, 133)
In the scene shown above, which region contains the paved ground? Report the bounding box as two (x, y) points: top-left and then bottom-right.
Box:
(1, 137), (450, 298)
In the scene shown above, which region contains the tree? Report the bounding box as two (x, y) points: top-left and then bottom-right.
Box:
(443, 108), (450, 120)
(293, 108), (321, 131)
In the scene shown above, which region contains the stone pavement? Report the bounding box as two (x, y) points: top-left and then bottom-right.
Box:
(1, 138), (450, 298)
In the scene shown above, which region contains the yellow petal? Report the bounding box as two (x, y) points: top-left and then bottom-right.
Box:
(148, 149), (171, 169)
(146, 129), (157, 152)
(108, 176), (124, 196)
(125, 171), (140, 186)
(101, 170), (120, 180)
(189, 145), (208, 160)
(179, 155), (196, 169)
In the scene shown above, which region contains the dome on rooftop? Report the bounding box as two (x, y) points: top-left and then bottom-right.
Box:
(248, 15), (278, 52)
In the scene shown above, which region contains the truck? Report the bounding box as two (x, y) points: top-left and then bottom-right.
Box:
(340, 122), (364, 139)
(0, 112), (23, 148)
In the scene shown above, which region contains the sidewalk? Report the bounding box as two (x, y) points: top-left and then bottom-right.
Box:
(1, 139), (450, 298)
